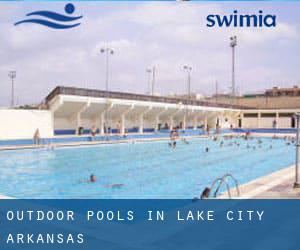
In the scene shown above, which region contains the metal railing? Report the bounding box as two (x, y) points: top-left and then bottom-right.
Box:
(45, 86), (251, 109)
(209, 173), (240, 198)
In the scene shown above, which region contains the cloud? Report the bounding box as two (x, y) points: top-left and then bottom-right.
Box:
(0, 2), (300, 106)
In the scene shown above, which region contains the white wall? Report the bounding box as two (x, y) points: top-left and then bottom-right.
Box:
(242, 118), (259, 128)
(0, 109), (53, 140)
(54, 117), (76, 130)
(278, 117), (291, 128)
(242, 117), (293, 128)
(259, 117), (275, 128)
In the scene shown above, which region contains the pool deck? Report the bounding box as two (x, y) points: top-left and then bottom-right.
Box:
(0, 132), (296, 151)
(0, 134), (211, 151)
(219, 165), (300, 199)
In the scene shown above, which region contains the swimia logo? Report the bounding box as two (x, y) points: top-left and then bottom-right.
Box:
(14, 3), (83, 29)
(206, 10), (276, 28)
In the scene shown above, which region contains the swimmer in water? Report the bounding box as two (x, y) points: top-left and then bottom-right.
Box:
(79, 174), (96, 184)
(205, 147), (209, 153)
(173, 141), (177, 148)
(90, 174), (96, 183)
(182, 138), (190, 145)
(246, 144), (250, 149)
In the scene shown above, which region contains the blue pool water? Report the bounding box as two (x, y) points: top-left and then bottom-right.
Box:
(0, 137), (295, 199)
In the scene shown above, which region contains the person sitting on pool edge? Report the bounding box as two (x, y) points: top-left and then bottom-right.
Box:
(200, 187), (211, 199)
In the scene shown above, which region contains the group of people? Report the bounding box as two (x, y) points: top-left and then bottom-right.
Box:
(168, 128), (191, 148)
(211, 131), (298, 154)
(82, 121), (127, 140)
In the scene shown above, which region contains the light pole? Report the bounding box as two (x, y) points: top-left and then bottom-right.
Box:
(100, 47), (114, 93)
(100, 47), (114, 136)
(230, 36), (237, 98)
(151, 66), (156, 96)
(8, 71), (16, 108)
(183, 65), (192, 130)
(183, 65), (192, 102)
(294, 113), (300, 188)
(215, 80), (218, 103)
(146, 68), (152, 95)
(146, 66), (156, 95)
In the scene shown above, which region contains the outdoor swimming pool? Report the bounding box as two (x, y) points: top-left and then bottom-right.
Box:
(0, 136), (295, 198)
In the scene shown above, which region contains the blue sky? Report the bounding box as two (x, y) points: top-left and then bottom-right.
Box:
(0, 1), (300, 106)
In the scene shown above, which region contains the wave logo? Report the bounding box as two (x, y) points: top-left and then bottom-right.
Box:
(14, 3), (82, 29)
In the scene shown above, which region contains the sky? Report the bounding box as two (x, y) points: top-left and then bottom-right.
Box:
(1, 1), (300, 107)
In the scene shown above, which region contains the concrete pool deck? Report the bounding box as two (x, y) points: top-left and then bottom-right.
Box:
(219, 165), (300, 199)
(0, 134), (214, 151)
(0, 132), (296, 151)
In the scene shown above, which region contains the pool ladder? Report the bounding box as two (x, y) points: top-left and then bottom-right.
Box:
(209, 173), (240, 199)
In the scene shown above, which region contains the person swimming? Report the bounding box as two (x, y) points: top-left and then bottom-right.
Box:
(205, 147), (209, 153)
(90, 174), (96, 183)
(182, 138), (190, 145)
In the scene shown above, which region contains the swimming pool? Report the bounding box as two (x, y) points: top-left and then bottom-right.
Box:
(0, 136), (295, 198)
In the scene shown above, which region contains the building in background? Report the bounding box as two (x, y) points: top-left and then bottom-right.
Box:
(265, 86), (300, 97)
